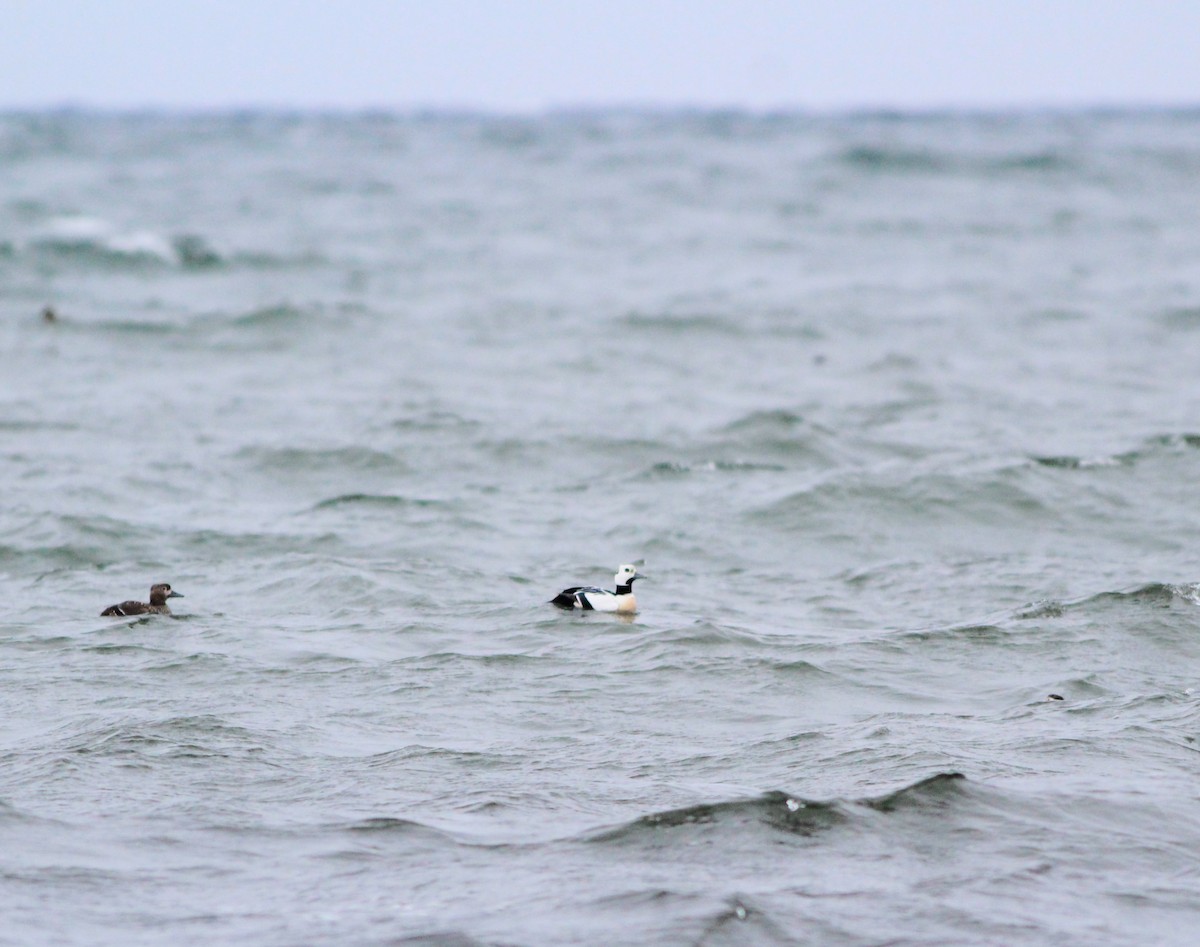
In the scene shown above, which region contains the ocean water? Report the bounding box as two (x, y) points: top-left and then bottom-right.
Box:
(2, 108), (1200, 945)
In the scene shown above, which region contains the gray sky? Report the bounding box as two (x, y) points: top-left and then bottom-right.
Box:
(3, 0), (1197, 112)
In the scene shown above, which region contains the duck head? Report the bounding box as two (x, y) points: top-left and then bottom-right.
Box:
(614, 564), (645, 590)
(149, 583), (184, 606)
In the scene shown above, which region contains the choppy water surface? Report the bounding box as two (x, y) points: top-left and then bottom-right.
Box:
(3, 109), (1200, 945)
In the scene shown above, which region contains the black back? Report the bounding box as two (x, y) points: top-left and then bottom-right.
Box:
(550, 587), (583, 609)
(101, 600), (151, 617)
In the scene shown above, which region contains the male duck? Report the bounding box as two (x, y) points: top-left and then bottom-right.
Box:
(551, 564), (644, 613)
(101, 583), (183, 617)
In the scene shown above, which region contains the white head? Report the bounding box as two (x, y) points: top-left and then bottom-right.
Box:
(614, 563), (644, 588)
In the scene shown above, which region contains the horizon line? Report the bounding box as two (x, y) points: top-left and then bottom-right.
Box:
(3, 100), (1200, 119)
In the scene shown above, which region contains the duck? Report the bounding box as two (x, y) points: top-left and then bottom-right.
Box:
(551, 564), (644, 613)
(101, 583), (183, 617)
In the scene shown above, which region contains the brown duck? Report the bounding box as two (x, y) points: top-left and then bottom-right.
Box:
(101, 583), (184, 617)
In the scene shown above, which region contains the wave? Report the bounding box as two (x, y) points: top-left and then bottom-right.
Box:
(709, 409), (846, 466)
(235, 445), (407, 474)
(1031, 432), (1200, 472)
(1026, 582), (1200, 616)
(19, 300), (349, 336)
(619, 310), (745, 335)
(0, 799), (35, 824)
(991, 150), (1075, 172)
(586, 792), (843, 842)
(749, 427), (1200, 533)
(581, 887), (794, 947)
(214, 302), (367, 336)
(836, 144), (1077, 176)
(1032, 453), (1133, 470)
(1143, 432), (1200, 451)
(0, 418), (79, 432)
(391, 411), (481, 433)
(304, 492), (489, 535)
(863, 771), (967, 812)
(389, 933), (491, 947)
(0, 512), (155, 574)
(31, 231), (174, 268)
(358, 745), (516, 770)
(391, 651), (544, 671)
(226, 303), (313, 328)
(0, 542), (105, 571)
(170, 233), (222, 267)
(642, 459), (787, 478)
(1159, 305), (1200, 330)
(27, 217), (225, 269)
(894, 578), (1200, 648)
(58, 715), (271, 765)
(20, 217), (330, 273)
(227, 249), (327, 269)
(311, 493), (447, 511)
(588, 772), (966, 844)
(340, 816), (455, 838)
(751, 467), (1051, 532)
(78, 641), (173, 656)
(839, 144), (947, 172)
(719, 408), (813, 434)
(890, 622), (1010, 646)
(77, 317), (186, 335)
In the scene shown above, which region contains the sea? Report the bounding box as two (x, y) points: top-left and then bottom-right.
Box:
(2, 107), (1200, 946)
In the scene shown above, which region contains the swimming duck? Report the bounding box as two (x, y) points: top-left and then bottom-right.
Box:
(551, 564), (644, 613)
(101, 583), (183, 617)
